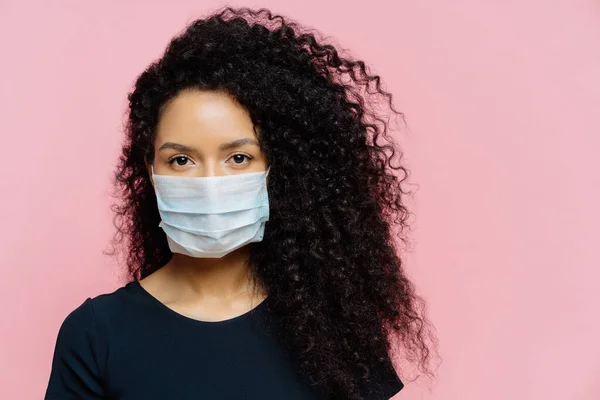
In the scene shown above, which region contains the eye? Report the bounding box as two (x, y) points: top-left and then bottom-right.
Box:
(229, 153), (252, 165)
(167, 155), (192, 167)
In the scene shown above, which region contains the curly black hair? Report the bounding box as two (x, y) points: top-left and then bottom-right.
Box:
(109, 6), (435, 399)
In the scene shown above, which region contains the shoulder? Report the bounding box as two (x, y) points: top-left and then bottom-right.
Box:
(55, 283), (138, 347)
(360, 355), (404, 400)
(54, 297), (96, 347)
(45, 284), (136, 398)
(55, 283), (126, 330)
(88, 282), (139, 318)
(52, 283), (138, 358)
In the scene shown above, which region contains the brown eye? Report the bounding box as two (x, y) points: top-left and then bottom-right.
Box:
(230, 154), (251, 164)
(168, 155), (191, 166)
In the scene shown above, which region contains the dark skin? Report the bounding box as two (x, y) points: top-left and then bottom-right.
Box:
(142, 88), (269, 322)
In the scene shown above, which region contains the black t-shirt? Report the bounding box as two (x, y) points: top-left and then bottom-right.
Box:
(45, 281), (403, 399)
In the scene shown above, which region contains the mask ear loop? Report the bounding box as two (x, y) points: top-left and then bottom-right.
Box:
(149, 164), (156, 189)
(265, 166), (271, 177)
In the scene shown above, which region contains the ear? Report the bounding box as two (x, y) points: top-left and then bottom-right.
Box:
(144, 157), (154, 188)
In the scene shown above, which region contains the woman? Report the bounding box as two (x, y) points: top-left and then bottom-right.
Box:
(45, 6), (433, 400)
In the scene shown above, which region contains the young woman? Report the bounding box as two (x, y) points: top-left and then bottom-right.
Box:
(45, 6), (433, 400)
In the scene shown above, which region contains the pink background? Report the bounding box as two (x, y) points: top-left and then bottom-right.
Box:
(1, 0), (599, 399)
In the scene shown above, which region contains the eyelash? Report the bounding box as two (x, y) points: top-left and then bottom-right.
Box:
(167, 154), (190, 166)
(167, 153), (253, 166)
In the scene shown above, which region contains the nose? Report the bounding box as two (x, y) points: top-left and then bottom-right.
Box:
(198, 164), (225, 178)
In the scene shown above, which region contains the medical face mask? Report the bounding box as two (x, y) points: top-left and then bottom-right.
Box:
(151, 166), (270, 258)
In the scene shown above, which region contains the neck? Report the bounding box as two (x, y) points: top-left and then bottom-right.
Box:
(163, 245), (264, 300)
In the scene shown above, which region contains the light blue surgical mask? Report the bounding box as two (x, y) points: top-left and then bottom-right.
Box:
(151, 165), (270, 258)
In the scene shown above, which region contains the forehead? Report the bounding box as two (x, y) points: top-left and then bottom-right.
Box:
(155, 89), (257, 145)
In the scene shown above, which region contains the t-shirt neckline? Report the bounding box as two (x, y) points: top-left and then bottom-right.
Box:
(126, 280), (270, 326)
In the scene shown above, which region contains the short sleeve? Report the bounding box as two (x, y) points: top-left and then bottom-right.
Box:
(361, 356), (404, 400)
(44, 298), (106, 399)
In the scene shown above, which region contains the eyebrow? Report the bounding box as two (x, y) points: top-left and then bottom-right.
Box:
(158, 138), (259, 153)
(219, 138), (259, 151)
(158, 142), (196, 152)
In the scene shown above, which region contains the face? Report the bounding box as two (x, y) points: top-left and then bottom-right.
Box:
(147, 89), (268, 179)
